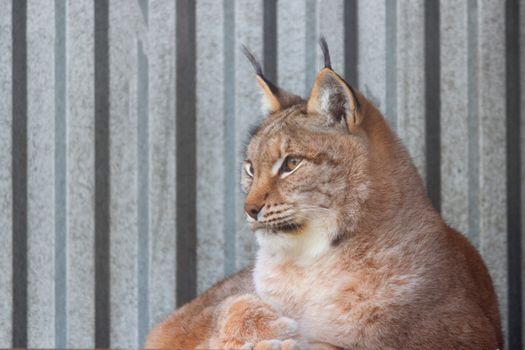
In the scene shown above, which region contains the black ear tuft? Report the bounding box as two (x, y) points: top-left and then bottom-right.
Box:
(241, 44), (280, 96)
(319, 37), (332, 69)
(241, 44), (263, 76)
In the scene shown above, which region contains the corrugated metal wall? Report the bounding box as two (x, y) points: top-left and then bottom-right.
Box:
(0, 0), (523, 348)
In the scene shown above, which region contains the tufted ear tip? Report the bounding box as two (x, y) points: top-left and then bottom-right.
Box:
(242, 45), (304, 114)
(319, 36), (332, 69)
(305, 37), (365, 130)
(241, 44), (263, 76)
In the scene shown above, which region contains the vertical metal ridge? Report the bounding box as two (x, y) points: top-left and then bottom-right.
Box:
(305, 0), (316, 93)
(223, 0), (236, 277)
(467, 0), (480, 249)
(94, 0), (110, 346)
(176, 0), (197, 306)
(385, 0), (397, 129)
(424, 0), (441, 212)
(263, 0), (277, 83)
(54, 0), (67, 347)
(196, 0), (226, 292)
(0, 1), (13, 346)
(146, 0), (176, 328)
(138, 0), (148, 26)
(137, 39), (150, 347)
(344, 0), (358, 87)
(11, 0), (28, 347)
(277, 1), (307, 94)
(505, 0), (522, 347)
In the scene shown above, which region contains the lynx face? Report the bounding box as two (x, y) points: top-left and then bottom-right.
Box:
(241, 72), (371, 245)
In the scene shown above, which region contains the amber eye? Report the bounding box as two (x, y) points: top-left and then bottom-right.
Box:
(244, 161), (254, 177)
(281, 156), (302, 173)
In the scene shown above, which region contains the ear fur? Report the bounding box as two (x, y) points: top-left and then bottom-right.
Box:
(307, 68), (361, 131)
(242, 45), (303, 114)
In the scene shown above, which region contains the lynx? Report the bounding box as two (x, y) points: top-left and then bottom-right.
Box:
(146, 40), (502, 350)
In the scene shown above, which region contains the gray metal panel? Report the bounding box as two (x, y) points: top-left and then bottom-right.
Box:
(0, 0), (12, 346)
(505, 1), (521, 347)
(277, 0), (307, 96)
(175, 0), (197, 307)
(65, 0), (95, 346)
(26, 1), (56, 347)
(196, 0), (226, 293)
(234, 0), (264, 269)
(108, 1), (145, 347)
(316, 0), (344, 75)
(395, 0), (425, 178)
(521, 0), (525, 342)
(477, 0), (508, 339)
(55, 1), (66, 346)
(147, 0), (177, 332)
(357, 0), (387, 117)
(440, 0), (469, 235)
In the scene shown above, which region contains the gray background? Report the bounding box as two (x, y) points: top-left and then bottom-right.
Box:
(0, 0), (523, 348)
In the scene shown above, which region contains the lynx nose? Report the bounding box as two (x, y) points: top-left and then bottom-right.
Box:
(244, 203), (262, 220)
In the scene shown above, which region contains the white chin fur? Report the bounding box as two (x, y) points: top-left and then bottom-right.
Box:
(255, 216), (337, 264)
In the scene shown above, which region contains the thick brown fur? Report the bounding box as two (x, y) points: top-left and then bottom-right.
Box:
(146, 48), (502, 350)
(145, 268), (255, 349)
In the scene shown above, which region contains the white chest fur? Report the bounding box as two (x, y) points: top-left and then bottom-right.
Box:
(253, 249), (347, 343)
(253, 219), (344, 340)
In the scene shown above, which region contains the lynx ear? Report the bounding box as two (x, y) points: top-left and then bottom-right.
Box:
(242, 45), (303, 114)
(307, 68), (360, 131)
(307, 38), (360, 131)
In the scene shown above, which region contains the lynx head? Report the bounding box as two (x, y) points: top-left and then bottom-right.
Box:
(242, 39), (389, 257)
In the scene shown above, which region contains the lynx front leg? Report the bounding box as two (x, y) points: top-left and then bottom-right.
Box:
(241, 338), (300, 350)
(241, 340), (340, 350)
(205, 294), (300, 349)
